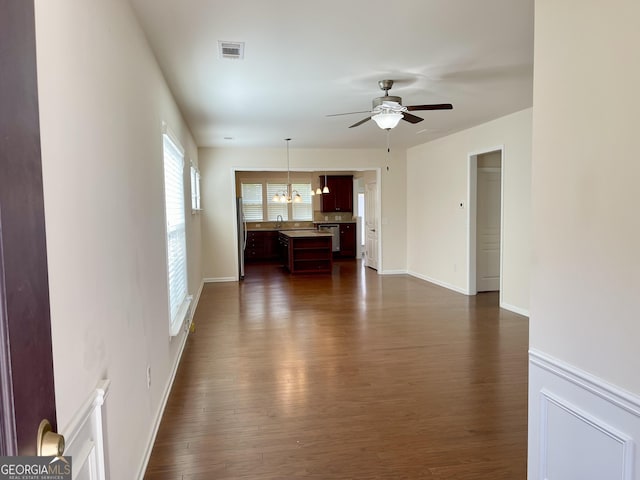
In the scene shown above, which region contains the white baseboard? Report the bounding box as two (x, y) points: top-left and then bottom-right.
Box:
(407, 270), (468, 295)
(529, 350), (640, 480)
(500, 301), (529, 317)
(204, 276), (236, 283)
(136, 279), (205, 479)
(379, 269), (408, 275)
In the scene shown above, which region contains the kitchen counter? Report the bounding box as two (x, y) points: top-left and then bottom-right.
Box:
(279, 230), (333, 273)
(278, 230), (332, 238)
(313, 220), (356, 224)
(247, 227), (315, 232)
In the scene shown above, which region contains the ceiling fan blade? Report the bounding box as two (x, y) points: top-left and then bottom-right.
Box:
(349, 117), (372, 128)
(326, 110), (371, 117)
(402, 112), (424, 124)
(406, 103), (453, 111)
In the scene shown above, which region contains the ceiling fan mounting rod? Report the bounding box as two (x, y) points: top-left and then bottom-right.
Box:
(378, 79), (394, 92)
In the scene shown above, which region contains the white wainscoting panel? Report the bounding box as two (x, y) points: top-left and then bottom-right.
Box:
(529, 351), (639, 480)
(62, 380), (110, 480)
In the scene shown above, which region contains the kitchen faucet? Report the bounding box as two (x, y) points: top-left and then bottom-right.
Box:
(275, 215), (283, 228)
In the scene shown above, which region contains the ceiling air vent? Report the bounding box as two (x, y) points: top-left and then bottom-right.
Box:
(218, 41), (244, 60)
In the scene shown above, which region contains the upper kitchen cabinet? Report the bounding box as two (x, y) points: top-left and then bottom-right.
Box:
(320, 175), (353, 212)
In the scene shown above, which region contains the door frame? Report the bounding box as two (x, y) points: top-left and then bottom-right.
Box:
(467, 145), (504, 298)
(363, 179), (381, 271)
(231, 167), (382, 275)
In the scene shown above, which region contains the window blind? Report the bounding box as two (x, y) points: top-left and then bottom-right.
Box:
(241, 183), (263, 221)
(292, 183), (312, 220)
(163, 131), (190, 335)
(266, 183), (288, 221)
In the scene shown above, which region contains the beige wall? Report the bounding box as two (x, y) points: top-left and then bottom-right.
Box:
(531, 0), (640, 393)
(200, 147), (407, 279)
(406, 108), (532, 313)
(34, 0), (201, 477)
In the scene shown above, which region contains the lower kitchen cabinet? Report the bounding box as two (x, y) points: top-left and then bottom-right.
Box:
(338, 223), (356, 258)
(279, 231), (332, 273)
(245, 231), (279, 261)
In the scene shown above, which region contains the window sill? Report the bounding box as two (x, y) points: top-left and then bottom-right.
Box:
(169, 295), (193, 337)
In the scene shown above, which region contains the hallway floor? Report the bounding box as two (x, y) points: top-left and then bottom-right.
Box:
(145, 261), (528, 479)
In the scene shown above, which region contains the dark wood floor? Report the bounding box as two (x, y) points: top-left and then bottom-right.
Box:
(145, 260), (528, 479)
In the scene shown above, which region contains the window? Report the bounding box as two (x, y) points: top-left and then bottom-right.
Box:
(292, 183), (312, 220)
(266, 183), (288, 221)
(163, 125), (190, 336)
(237, 177), (314, 221)
(190, 164), (201, 212)
(241, 183), (263, 221)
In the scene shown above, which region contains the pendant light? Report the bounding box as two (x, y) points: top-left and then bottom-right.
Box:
(322, 172), (330, 194)
(311, 172), (328, 195)
(272, 138), (301, 203)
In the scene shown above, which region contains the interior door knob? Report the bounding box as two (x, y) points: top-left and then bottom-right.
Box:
(37, 419), (65, 457)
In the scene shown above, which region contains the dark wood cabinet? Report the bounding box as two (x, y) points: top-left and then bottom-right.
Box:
(262, 231), (278, 259)
(339, 223), (357, 258)
(245, 231), (279, 261)
(320, 175), (353, 212)
(279, 231), (332, 273)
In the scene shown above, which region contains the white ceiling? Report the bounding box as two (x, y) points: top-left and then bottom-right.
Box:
(129, 0), (534, 150)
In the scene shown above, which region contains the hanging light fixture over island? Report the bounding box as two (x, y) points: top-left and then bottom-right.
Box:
(271, 138), (301, 203)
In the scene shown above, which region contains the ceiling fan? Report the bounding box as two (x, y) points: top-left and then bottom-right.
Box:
(328, 79), (453, 130)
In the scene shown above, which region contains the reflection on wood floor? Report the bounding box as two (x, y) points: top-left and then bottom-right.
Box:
(145, 260), (528, 479)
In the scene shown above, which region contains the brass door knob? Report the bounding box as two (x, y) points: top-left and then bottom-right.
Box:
(37, 419), (65, 457)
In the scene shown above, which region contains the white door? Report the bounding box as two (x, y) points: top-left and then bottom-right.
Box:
(364, 182), (378, 270)
(476, 167), (501, 291)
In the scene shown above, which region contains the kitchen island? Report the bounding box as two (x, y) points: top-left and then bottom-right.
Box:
(278, 230), (333, 274)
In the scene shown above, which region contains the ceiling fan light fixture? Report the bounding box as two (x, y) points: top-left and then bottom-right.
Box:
(372, 111), (403, 130)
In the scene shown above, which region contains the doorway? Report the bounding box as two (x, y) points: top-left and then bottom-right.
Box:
(468, 148), (503, 296)
(364, 181), (378, 270)
(357, 192), (365, 257)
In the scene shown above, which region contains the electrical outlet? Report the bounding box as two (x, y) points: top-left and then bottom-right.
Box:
(146, 366), (151, 389)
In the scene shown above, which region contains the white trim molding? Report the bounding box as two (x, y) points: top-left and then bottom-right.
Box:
(62, 380), (110, 480)
(407, 271), (468, 295)
(500, 301), (529, 317)
(529, 350), (640, 480)
(204, 276), (236, 283)
(380, 269), (408, 275)
(466, 145), (505, 297)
